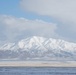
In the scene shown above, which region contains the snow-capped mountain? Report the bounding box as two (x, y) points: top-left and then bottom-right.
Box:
(0, 36), (76, 61)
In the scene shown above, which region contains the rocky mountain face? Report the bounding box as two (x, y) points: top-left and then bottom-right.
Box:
(0, 36), (76, 61)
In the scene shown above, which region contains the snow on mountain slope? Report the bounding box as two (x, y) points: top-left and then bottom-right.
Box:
(0, 36), (76, 60)
(18, 36), (47, 52)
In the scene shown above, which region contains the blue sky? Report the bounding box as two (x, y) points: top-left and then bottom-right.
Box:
(0, 0), (76, 42)
(0, 0), (55, 22)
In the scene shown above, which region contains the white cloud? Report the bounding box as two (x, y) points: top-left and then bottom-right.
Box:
(20, 0), (76, 23)
(20, 0), (76, 42)
(0, 15), (57, 42)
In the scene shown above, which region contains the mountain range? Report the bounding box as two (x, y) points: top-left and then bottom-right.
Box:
(0, 36), (76, 61)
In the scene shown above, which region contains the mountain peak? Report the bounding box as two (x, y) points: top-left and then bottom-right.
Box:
(32, 36), (45, 40)
(0, 36), (76, 60)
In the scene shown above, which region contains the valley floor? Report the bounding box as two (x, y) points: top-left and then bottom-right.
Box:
(0, 61), (76, 67)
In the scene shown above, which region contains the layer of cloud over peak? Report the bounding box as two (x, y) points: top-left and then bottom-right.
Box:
(20, 0), (76, 42)
(20, 0), (76, 23)
(0, 15), (57, 42)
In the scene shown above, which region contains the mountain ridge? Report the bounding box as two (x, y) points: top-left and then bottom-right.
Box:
(0, 36), (76, 60)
